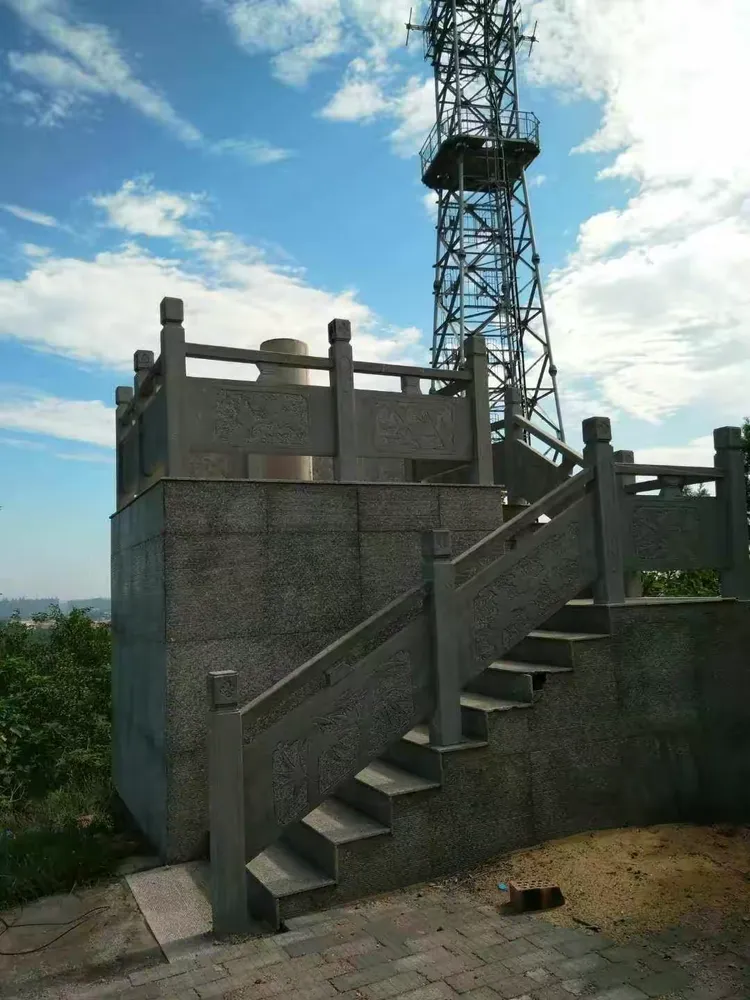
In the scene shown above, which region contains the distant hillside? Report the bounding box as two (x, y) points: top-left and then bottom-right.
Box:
(0, 597), (111, 620)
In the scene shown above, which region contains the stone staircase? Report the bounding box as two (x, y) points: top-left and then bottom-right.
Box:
(246, 603), (610, 930)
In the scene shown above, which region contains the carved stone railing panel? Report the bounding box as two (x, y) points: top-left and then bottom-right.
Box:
(620, 495), (726, 572)
(184, 379), (335, 457)
(241, 616), (432, 860)
(139, 390), (167, 479)
(356, 391), (472, 462)
(460, 495), (597, 680)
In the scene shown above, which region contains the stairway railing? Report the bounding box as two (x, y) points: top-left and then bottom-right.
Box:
(206, 416), (750, 934)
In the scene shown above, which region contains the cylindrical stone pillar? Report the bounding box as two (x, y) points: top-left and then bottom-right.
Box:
(249, 338), (313, 481)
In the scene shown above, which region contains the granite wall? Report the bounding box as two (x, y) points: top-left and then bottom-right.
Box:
(275, 598), (750, 915)
(111, 478), (507, 861)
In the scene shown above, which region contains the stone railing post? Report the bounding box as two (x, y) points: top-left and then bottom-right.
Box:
(160, 297), (187, 477)
(134, 349), (155, 394)
(503, 385), (523, 504)
(328, 318), (358, 482)
(583, 417), (625, 604)
(207, 670), (250, 936)
(422, 530), (463, 747)
(613, 449), (643, 599)
(115, 386), (134, 508)
(466, 335), (493, 486)
(714, 426), (750, 599)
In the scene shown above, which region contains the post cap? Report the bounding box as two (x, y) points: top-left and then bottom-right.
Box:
(115, 386), (134, 405)
(328, 318), (352, 344)
(421, 529), (452, 561)
(465, 334), (487, 357)
(613, 450), (634, 463)
(503, 384), (522, 407)
(714, 426), (743, 450)
(582, 416), (612, 444)
(207, 670), (238, 709)
(160, 297), (184, 325)
(133, 349), (155, 372)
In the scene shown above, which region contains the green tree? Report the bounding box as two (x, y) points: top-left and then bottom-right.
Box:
(641, 418), (750, 598)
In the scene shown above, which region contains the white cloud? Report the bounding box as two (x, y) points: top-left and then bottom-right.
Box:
(422, 191), (438, 221)
(211, 0), (407, 86)
(2, 203), (59, 227)
(3, 0), (202, 142)
(0, 179), (424, 404)
(211, 137), (293, 165)
(0, 392), (113, 447)
(21, 243), (52, 258)
(388, 76), (434, 156)
(92, 179), (206, 239)
(2, 0), (288, 160)
(55, 450), (113, 463)
(320, 76), (389, 122)
(635, 436), (715, 470)
(522, 0), (750, 426)
(528, 173), (547, 189)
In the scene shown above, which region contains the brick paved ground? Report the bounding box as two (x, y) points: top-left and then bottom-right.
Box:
(64, 887), (750, 1000)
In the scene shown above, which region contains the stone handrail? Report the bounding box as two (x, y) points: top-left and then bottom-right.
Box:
(452, 467), (594, 585)
(616, 463), (725, 494)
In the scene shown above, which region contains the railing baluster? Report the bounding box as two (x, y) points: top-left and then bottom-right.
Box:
(583, 417), (625, 605)
(714, 426), (750, 599)
(422, 530), (463, 747)
(207, 670), (250, 936)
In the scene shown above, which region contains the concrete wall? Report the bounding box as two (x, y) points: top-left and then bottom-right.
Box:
(111, 478), (506, 861)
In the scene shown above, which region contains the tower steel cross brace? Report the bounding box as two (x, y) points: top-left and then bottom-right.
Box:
(412, 0), (565, 442)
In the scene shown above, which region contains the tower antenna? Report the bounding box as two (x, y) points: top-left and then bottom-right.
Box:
(416, 0), (565, 442)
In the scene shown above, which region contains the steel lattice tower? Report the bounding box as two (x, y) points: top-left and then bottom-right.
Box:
(410, 0), (565, 440)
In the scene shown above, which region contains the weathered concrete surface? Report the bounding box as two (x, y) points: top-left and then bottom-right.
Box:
(1, 880), (159, 1000)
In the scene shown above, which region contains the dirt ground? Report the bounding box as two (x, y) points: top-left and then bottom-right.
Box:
(443, 823), (750, 941)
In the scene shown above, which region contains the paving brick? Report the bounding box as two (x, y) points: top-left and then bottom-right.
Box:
(330, 959), (405, 992)
(283, 930), (361, 958)
(115, 984), (162, 1000)
(461, 990), (501, 1000)
(534, 987), (577, 1000)
(553, 935), (609, 959)
(222, 950), (290, 977)
(474, 939), (541, 964)
(632, 968), (692, 996)
(501, 946), (565, 974)
(584, 964), (633, 991)
(194, 977), (246, 999)
(155, 968), (227, 995)
(359, 972), (429, 999)
(405, 931), (475, 954)
(323, 936), (382, 961)
(131, 959), (202, 986)
(525, 967), (553, 984)
(162, 991), (200, 1000)
(589, 987), (647, 1000)
(352, 946), (411, 969)
(599, 946), (651, 965)
(391, 985), (459, 1000)
(554, 952), (611, 978)
(394, 945), (484, 981)
(680, 985), (741, 1000)
(559, 981), (586, 996)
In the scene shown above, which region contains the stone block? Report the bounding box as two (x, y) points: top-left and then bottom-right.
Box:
(530, 737), (625, 842)
(613, 615), (700, 734)
(165, 630), (339, 752)
(163, 480), (267, 535)
(438, 486), (505, 530)
(620, 733), (700, 826)
(165, 533), (268, 641)
(117, 482), (165, 549)
(165, 748), (209, 863)
(360, 532), (423, 615)
(265, 531), (362, 634)
(268, 483), (358, 532)
(358, 485), (441, 532)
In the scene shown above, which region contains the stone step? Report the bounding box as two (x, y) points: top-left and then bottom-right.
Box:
(508, 628), (609, 668)
(382, 724), (487, 781)
(546, 600), (613, 634)
(337, 759), (441, 827)
(459, 690), (530, 740)
(246, 842), (335, 930)
(282, 798), (390, 879)
(467, 659), (572, 703)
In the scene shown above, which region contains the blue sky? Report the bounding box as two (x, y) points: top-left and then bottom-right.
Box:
(0, 0), (748, 599)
